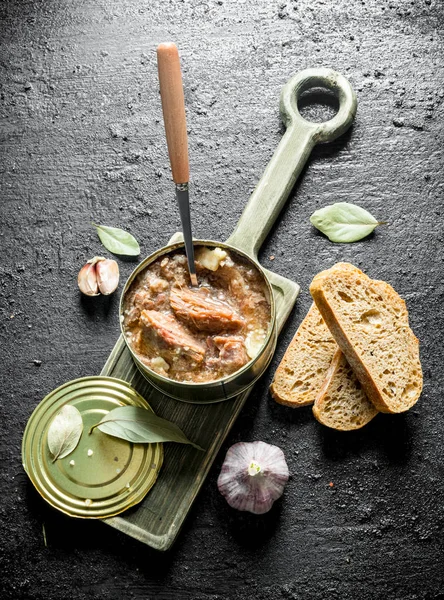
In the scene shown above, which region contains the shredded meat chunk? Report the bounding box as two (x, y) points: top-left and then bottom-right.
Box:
(133, 291), (155, 311)
(170, 288), (245, 333)
(140, 310), (206, 363)
(214, 265), (267, 318)
(213, 336), (248, 372)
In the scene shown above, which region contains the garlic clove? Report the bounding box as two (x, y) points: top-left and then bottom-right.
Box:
(217, 441), (289, 515)
(78, 261), (100, 296)
(77, 256), (119, 296)
(96, 258), (119, 295)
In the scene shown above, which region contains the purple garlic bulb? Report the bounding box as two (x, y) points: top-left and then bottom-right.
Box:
(217, 441), (289, 514)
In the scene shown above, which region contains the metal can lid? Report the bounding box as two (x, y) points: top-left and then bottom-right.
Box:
(22, 376), (163, 519)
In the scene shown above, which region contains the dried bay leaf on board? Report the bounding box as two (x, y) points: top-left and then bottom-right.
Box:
(89, 406), (204, 451)
(47, 405), (83, 462)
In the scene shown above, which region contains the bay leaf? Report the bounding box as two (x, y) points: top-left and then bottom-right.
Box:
(47, 405), (83, 462)
(92, 223), (140, 256)
(309, 202), (384, 243)
(89, 406), (204, 451)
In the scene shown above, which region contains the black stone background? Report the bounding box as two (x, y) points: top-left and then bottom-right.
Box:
(1, 1), (443, 599)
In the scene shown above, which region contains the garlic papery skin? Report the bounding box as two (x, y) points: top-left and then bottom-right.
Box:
(217, 441), (289, 514)
(96, 258), (119, 295)
(78, 256), (119, 296)
(78, 259), (101, 296)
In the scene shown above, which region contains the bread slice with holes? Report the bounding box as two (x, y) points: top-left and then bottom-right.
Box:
(310, 263), (423, 414)
(270, 302), (338, 407)
(270, 302), (378, 429)
(312, 348), (378, 430)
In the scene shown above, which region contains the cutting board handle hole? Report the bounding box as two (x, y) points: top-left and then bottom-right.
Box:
(297, 86), (339, 123)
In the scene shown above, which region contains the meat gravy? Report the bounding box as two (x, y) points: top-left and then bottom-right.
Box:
(122, 246), (271, 383)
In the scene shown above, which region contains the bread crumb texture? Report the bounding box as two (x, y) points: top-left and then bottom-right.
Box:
(313, 349), (378, 431)
(270, 303), (337, 407)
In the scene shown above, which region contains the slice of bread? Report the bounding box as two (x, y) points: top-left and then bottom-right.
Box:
(313, 348), (378, 430)
(270, 263), (367, 409)
(270, 301), (378, 430)
(310, 263), (423, 413)
(270, 302), (337, 407)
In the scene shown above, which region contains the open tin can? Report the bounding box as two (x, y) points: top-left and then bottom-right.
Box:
(120, 240), (277, 404)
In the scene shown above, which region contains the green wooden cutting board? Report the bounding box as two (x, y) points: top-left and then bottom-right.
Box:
(103, 68), (357, 550)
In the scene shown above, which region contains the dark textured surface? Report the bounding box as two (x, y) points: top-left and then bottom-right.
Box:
(1, 0), (444, 598)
